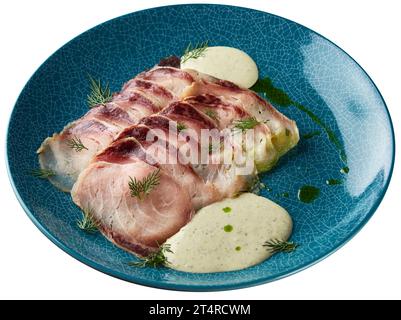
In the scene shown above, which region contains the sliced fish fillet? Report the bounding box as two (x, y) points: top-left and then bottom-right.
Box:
(72, 138), (194, 256)
(38, 67), (195, 191)
(182, 69), (299, 157)
(72, 75), (299, 256)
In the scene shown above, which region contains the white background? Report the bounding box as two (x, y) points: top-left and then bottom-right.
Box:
(1, 0), (400, 300)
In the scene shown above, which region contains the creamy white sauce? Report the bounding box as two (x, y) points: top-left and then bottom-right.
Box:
(165, 193), (292, 273)
(181, 46), (258, 88)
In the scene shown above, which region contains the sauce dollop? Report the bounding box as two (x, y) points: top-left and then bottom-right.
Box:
(181, 46), (259, 88)
(165, 193), (293, 273)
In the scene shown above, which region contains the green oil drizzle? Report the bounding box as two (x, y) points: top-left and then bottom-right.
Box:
(251, 77), (293, 107)
(251, 78), (347, 164)
(298, 185), (320, 203)
(340, 166), (349, 174)
(249, 178), (271, 195)
(326, 179), (342, 185)
(294, 103), (347, 163)
(281, 192), (290, 198)
(224, 225), (233, 232)
(235, 246), (241, 251)
(302, 131), (322, 140)
(222, 207), (232, 213)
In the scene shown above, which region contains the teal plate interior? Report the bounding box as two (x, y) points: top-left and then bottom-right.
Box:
(6, 4), (395, 291)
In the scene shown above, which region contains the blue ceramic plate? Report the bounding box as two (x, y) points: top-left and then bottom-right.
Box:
(6, 4), (394, 291)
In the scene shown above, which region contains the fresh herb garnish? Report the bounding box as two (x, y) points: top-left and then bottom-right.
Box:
(129, 168), (161, 200)
(77, 208), (99, 234)
(87, 75), (113, 108)
(66, 136), (88, 152)
(208, 140), (221, 154)
(176, 122), (187, 132)
(233, 117), (260, 131)
(204, 109), (218, 120)
(248, 176), (270, 195)
(181, 41), (209, 63)
(263, 239), (299, 253)
(208, 142), (214, 154)
(208, 139), (223, 154)
(30, 168), (56, 179)
(129, 243), (172, 268)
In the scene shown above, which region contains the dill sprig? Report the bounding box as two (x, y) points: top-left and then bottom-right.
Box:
(176, 122), (187, 132)
(77, 208), (99, 234)
(129, 243), (172, 268)
(204, 109), (218, 120)
(233, 117), (260, 131)
(263, 239), (299, 253)
(208, 140), (223, 154)
(249, 176), (270, 195)
(181, 41), (209, 63)
(87, 75), (113, 108)
(208, 142), (215, 154)
(30, 168), (56, 179)
(66, 136), (88, 152)
(129, 168), (161, 200)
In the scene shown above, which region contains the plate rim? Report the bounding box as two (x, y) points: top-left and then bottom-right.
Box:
(6, 3), (396, 291)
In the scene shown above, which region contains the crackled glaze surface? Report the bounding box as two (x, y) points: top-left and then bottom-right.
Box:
(6, 4), (394, 291)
